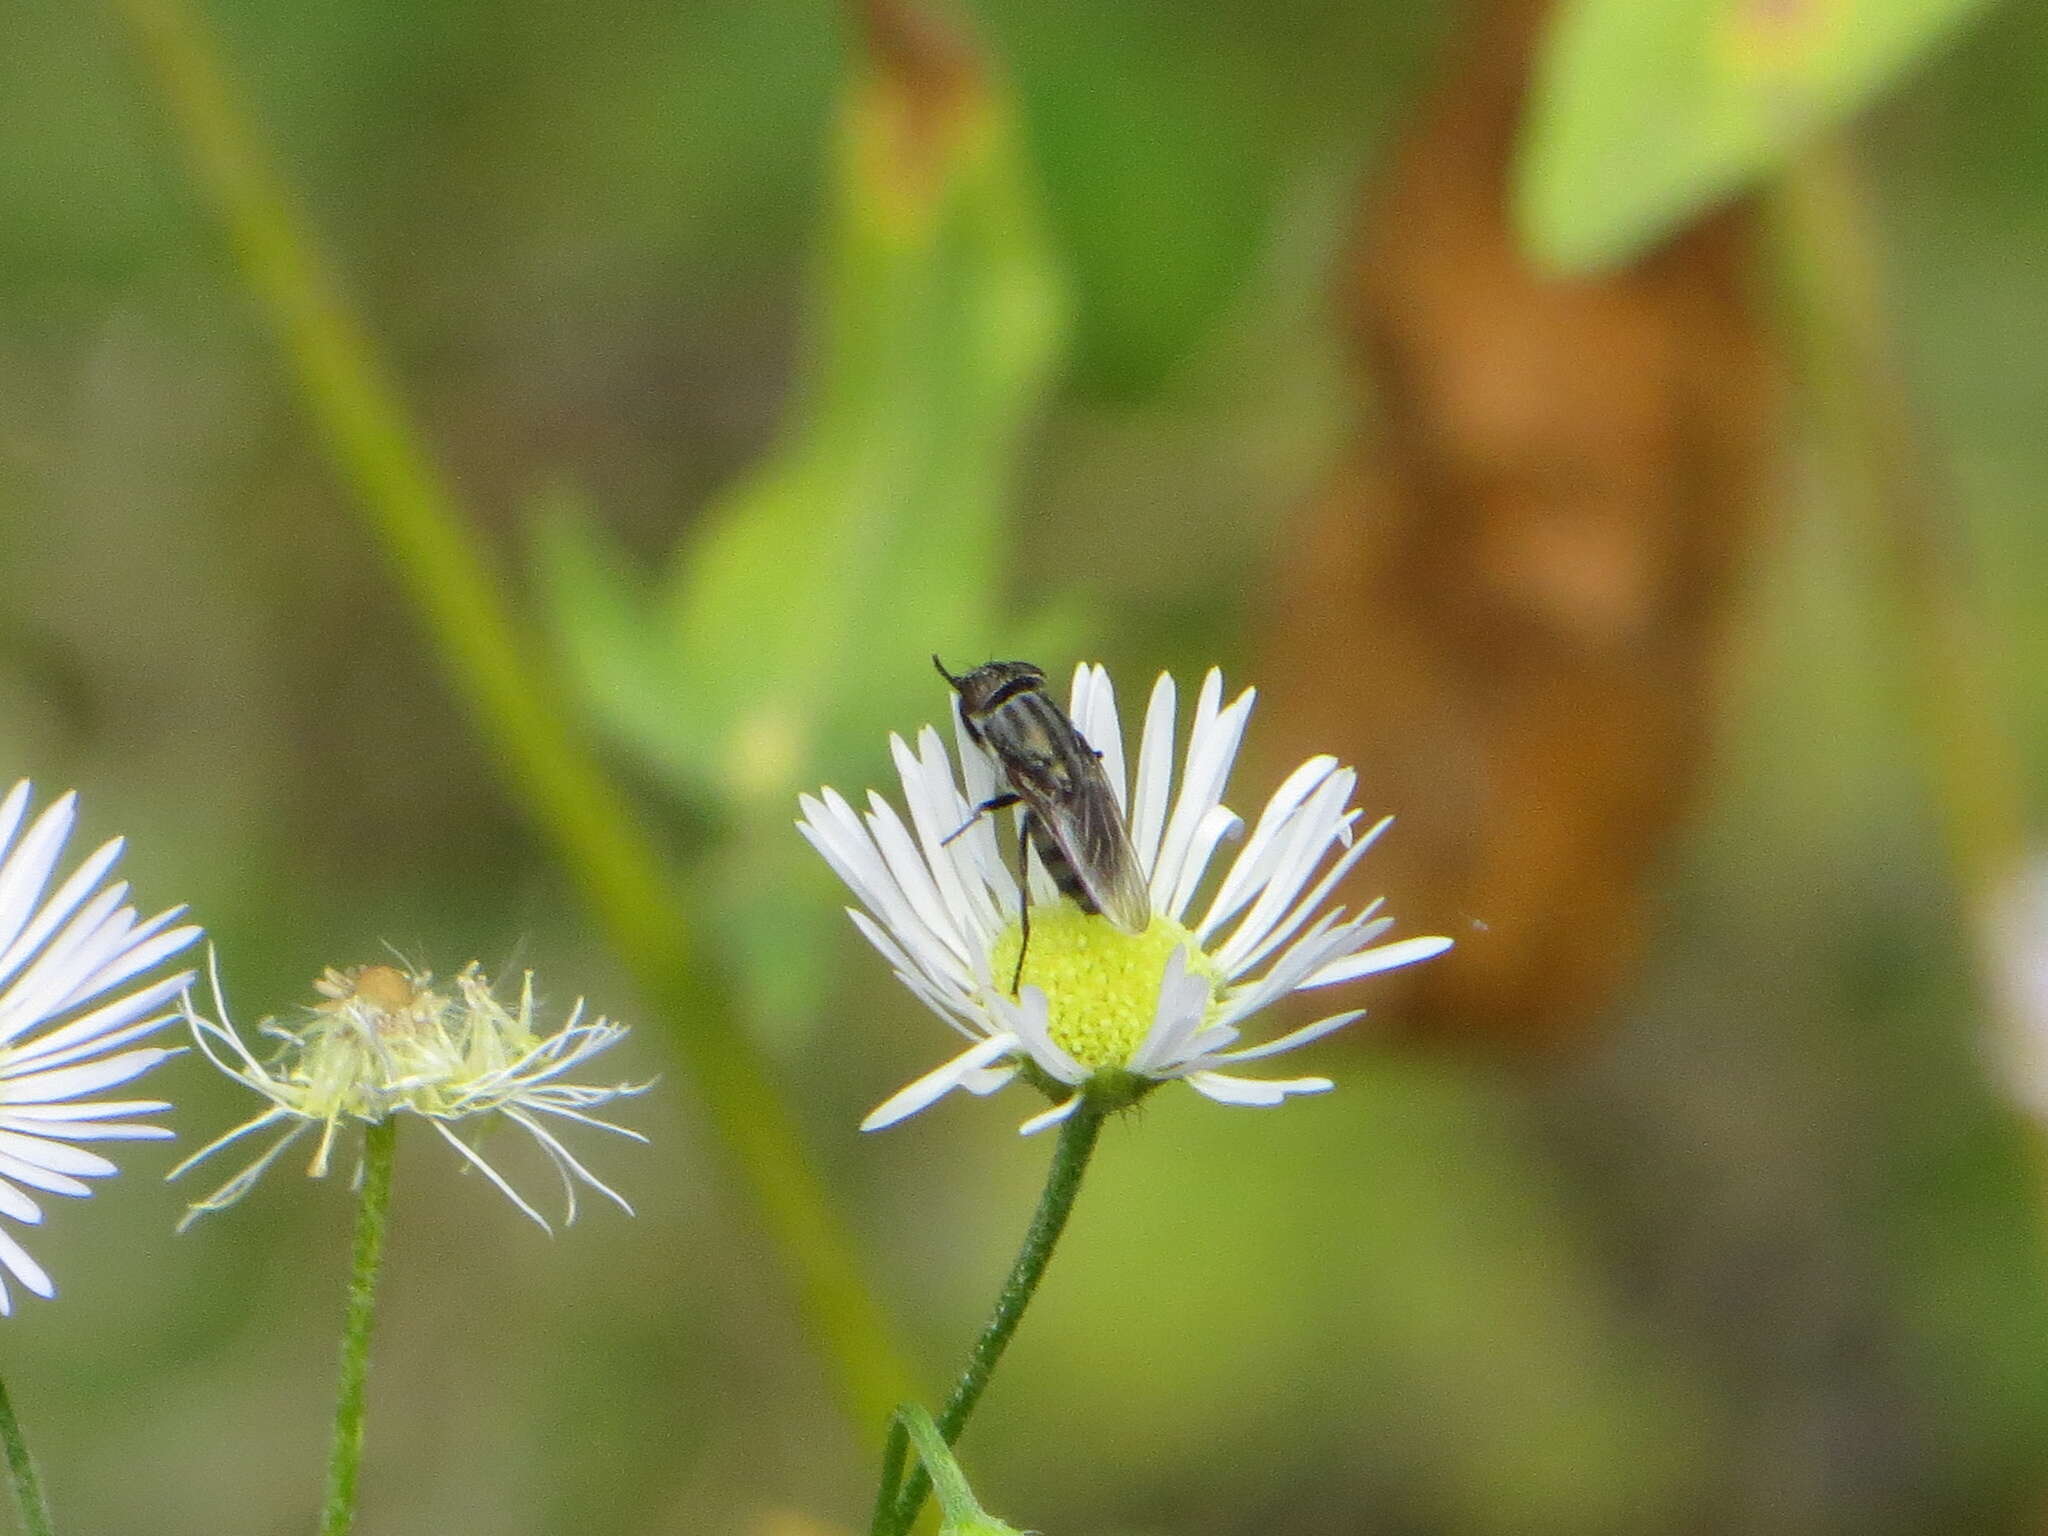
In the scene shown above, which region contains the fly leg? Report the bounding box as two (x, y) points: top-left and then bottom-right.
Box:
(1011, 809), (1035, 996)
(940, 793), (1034, 994)
(941, 792), (1021, 845)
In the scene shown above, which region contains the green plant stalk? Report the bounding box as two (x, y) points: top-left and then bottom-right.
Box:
(320, 1117), (397, 1536)
(872, 1099), (1106, 1536)
(1768, 143), (2030, 960)
(895, 1404), (994, 1531)
(107, 0), (913, 1431)
(0, 1371), (55, 1536)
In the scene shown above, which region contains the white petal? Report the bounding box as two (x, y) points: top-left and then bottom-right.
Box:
(175, 1125), (307, 1229)
(1304, 934), (1455, 988)
(989, 988), (1086, 1085)
(1165, 803), (1243, 923)
(0, 836), (123, 994)
(0, 1048), (177, 1104)
(5, 972), (190, 1070)
(863, 792), (977, 975)
(1128, 673), (1178, 874)
(165, 1107), (293, 1183)
(1218, 822), (1390, 982)
(0, 886), (129, 1040)
(0, 1117), (170, 1143)
(0, 1098), (167, 1122)
(1200, 1009), (1366, 1065)
(502, 1106), (633, 1219)
(34, 919), (200, 1034)
(0, 1148), (91, 1198)
(845, 910), (982, 1033)
(1215, 910), (1371, 1028)
(433, 1121), (552, 1232)
(1196, 756), (1340, 939)
(1128, 946), (1214, 1074)
(959, 1064), (1019, 1097)
(799, 792), (967, 990)
(0, 1180), (41, 1225)
(1069, 664), (1129, 814)
(0, 1226), (53, 1299)
(0, 794), (79, 967)
(0, 1129), (117, 1178)
(917, 727), (1014, 918)
(860, 1034), (1019, 1132)
(895, 730), (1004, 941)
(6, 1004), (187, 1076)
(950, 696), (1001, 825)
(1183, 1070), (1332, 1106)
(1212, 769), (1357, 974)
(0, 784), (30, 865)
(1017, 1095), (1082, 1136)
(1150, 676), (1254, 911)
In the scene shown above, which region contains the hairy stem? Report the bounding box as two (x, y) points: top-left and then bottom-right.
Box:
(873, 1099), (1106, 1535)
(0, 1372), (55, 1536)
(320, 1116), (397, 1536)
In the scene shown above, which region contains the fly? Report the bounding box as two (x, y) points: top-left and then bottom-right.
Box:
(935, 657), (1152, 995)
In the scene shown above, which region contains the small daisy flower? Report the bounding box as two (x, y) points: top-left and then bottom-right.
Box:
(798, 665), (1452, 1134)
(0, 781), (201, 1311)
(173, 958), (649, 1230)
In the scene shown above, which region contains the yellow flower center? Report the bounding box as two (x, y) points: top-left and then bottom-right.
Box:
(990, 904), (1223, 1072)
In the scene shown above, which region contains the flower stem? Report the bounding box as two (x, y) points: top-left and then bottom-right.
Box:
(894, 1404), (986, 1529)
(871, 1099), (1107, 1536)
(0, 1373), (55, 1536)
(320, 1117), (397, 1536)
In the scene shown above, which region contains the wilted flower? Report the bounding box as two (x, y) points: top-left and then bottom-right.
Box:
(0, 781), (200, 1311)
(799, 665), (1451, 1134)
(173, 958), (647, 1229)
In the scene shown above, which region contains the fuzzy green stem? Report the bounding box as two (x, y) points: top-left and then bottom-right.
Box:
(1769, 143), (2030, 954)
(895, 1404), (984, 1528)
(319, 1116), (397, 1536)
(105, 0), (913, 1432)
(872, 1098), (1106, 1536)
(0, 1373), (55, 1536)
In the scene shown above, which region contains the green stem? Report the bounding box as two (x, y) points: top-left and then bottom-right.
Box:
(320, 1116), (397, 1536)
(895, 1405), (984, 1529)
(0, 1372), (55, 1536)
(873, 1099), (1106, 1536)
(1768, 143), (2030, 954)
(106, 0), (912, 1432)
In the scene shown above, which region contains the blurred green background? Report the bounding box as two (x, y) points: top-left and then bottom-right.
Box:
(5, 0), (2048, 1531)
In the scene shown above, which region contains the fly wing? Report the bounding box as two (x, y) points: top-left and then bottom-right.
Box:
(1038, 760), (1153, 934)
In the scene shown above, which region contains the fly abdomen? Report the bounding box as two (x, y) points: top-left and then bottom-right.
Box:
(1026, 815), (1099, 912)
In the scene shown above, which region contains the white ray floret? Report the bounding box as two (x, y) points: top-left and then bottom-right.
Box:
(173, 957), (649, 1231)
(799, 666), (1452, 1133)
(0, 781), (201, 1311)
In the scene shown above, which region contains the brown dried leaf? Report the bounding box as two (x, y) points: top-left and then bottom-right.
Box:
(1260, 0), (1775, 1052)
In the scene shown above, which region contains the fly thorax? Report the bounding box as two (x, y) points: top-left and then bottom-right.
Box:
(990, 905), (1224, 1072)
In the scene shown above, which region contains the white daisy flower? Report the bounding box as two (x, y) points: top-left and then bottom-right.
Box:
(173, 958), (649, 1231)
(0, 780), (201, 1312)
(798, 665), (1452, 1135)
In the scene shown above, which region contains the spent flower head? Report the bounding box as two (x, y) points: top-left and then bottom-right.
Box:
(0, 781), (200, 1311)
(173, 956), (648, 1230)
(799, 664), (1451, 1134)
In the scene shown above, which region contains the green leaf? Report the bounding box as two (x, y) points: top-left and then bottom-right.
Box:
(1518, 0), (1999, 274)
(539, 1), (1066, 818)
(531, 488), (711, 797)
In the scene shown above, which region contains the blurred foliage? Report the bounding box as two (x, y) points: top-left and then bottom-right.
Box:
(536, 0), (1069, 1023)
(1519, 0), (2000, 272)
(538, 8), (1064, 814)
(0, 0), (2046, 1532)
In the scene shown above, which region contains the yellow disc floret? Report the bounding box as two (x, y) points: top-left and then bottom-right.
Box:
(990, 904), (1223, 1072)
